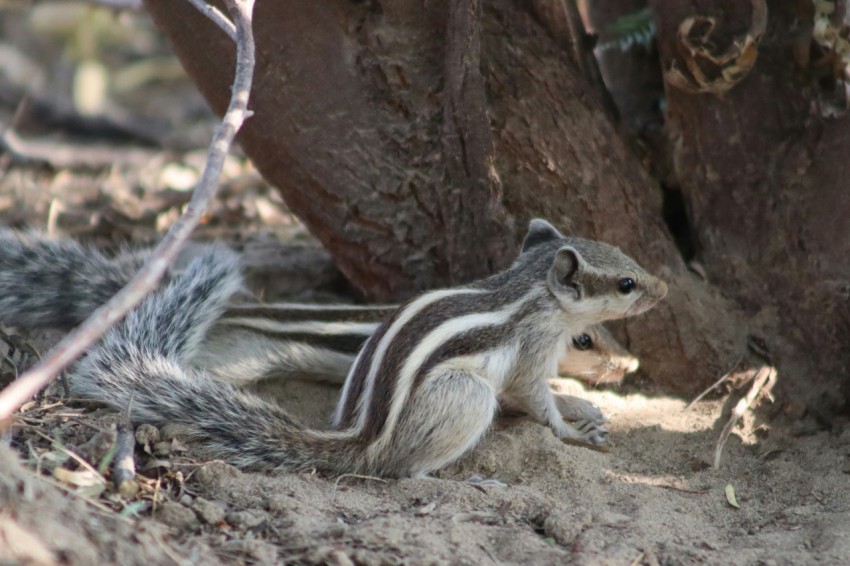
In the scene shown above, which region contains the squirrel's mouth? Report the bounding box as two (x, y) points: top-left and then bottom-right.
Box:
(626, 296), (662, 317)
(625, 280), (668, 317)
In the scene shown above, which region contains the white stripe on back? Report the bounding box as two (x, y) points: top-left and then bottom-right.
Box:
(350, 288), (486, 432)
(240, 302), (396, 312)
(369, 288), (543, 452)
(217, 318), (380, 336)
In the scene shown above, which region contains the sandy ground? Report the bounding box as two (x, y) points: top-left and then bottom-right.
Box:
(4, 362), (850, 565)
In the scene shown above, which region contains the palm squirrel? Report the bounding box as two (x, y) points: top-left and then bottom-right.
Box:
(211, 303), (638, 386)
(0, 228), (638, 387)
(0, 220), (666, 477)
(0, 228), (634, 429)
(201, 304), (635, 426)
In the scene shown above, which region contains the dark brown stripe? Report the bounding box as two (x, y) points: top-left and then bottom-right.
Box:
(412, 324), (512, 387)
(360, 287), (538, 441)
(411, 294), (550, 391)
(334, 322), (392, 429)
(230, 327), (372, 354)
(222, 304), (395, 324)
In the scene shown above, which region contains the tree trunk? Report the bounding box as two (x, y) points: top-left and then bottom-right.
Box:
(142, 0), (747, 395)
(650, 0), (850, 405)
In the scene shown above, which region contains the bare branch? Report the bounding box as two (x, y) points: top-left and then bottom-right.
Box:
(186, 0), (237, 42)
(0, 125), (159, 169)
(684, 352), (745, 410)
(112, 421), (138, 497)
(71, 0), (144, 9)
(713, 365), (777, 468)
(0, 0), (256, 423)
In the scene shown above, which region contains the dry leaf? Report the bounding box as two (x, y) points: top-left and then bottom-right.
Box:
(725, 484), (741, 508)
(53, 466), (104, 488)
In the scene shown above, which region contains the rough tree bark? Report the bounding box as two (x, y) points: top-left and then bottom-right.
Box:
(142, 0), (748, 395)
(649, 0), (850, 405)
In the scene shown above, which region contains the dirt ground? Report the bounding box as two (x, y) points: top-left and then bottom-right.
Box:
(4, 366), (850, 565)
(1, 4), (849, 566)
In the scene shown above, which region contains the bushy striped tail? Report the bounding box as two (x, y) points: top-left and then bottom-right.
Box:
(0, 230), (148, 329)
(69, 248), (366, 474)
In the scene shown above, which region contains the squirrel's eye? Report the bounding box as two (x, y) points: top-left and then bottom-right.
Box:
(572, 333), (593, 350)
(617, 278), (635, 294)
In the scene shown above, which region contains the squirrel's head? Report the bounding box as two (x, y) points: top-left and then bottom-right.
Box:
(520, 219), (668, 323)
(561, 324), (640, 384)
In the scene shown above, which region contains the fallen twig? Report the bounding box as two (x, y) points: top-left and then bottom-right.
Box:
(0, 80), (165, 147)
(30, 470), (133, 524)
(113, 421), (138, 497)
(0, 126), (160, 169)
(332, 473), (388, 500)
(0, 0), (257, 423)
(685, 352), (745, 410)
(88, 0), (144, 8)
(29, 428), (106, 482)
(655, 483), (708, 495)
(713, 365), (777, 468)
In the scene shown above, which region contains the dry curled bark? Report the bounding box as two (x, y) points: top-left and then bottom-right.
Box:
(143, 0), (745, 394)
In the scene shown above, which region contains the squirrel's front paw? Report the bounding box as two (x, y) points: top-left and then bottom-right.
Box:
(554, 393), (607, 426)
(573, 419), (609, 447)
(550, 419), (609, 450)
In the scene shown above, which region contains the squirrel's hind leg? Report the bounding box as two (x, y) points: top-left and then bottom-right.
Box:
(381, 368), (498, 478)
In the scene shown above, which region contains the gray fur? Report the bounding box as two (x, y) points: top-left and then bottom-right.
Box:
(209, 304), (638, 387)
(559, 325), (639, 384)
(1, 221), (665, 478)
(195, 326), (364, 384)
(0, 230), (634, 387)
(331, 219), (667, 476)
(0, 230), (149, 329)
(68, 248), (367, 473)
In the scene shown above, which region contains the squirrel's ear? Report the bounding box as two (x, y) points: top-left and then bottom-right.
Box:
(552, 246), (583, 286)
(522, 219), (564, 252)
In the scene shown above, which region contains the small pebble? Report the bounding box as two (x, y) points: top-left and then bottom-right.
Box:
(157, 501), (198, 531)
(192, 497), (227, 525)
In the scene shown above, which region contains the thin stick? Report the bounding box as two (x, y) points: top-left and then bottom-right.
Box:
(0, 0), (256, 423)
(654, 483), (708, 495)
(112, 422), (137, 491)
(187, 0), (237, 42)
(685, 352), (745, 410)
(332, 473), (387, 499)
(110, 393), (137, 491)
(0, 126), (158, 169)
(713, 365), (777, 468)
(30, 428), (106, 482)
(33, 472), (134, 524)
(88, 0), (143, 8)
